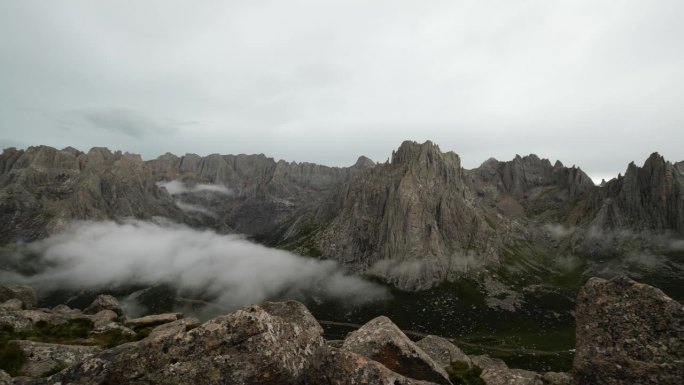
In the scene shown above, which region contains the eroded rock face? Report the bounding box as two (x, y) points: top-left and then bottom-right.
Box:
(573, 276), (684, 385)
(0, 284), (37, 308)
(342, 315), (452, 385)
(0, 146), (184, 243)
(416, 335), (471, 368)
(306, 346), (440, 385)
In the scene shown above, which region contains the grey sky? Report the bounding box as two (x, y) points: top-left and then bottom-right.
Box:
(1, 1), (682, 182)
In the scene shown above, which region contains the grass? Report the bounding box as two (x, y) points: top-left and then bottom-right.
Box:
(446, 361), (486, 385)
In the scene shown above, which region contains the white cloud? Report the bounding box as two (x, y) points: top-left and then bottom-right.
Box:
(6, 220), (387, 310)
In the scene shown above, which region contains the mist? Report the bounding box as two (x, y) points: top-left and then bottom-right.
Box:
(157, 180), (234, 196)
(1, 220), (387, 312)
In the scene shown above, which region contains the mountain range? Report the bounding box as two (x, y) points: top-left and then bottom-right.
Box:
(1, 140), (683, 295)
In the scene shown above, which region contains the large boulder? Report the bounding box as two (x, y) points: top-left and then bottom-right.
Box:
(44, 301), (325, 384)
(573, 276), (684, 385)
(417, 335), (471, 368)
(0, 284), (37, 308)
(13, 340), (100, 377)
(306, 346), (440, 385)
(84, 295), (123, 317)
(342, 316), (452, 385)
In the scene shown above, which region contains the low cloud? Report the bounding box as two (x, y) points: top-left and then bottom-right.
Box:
(543, 224), (575, 240)
(2, 220), (387, 311)
(157, 180), (234, 196)
(73, 108), (179, 138)
(370, 253), (486, 291)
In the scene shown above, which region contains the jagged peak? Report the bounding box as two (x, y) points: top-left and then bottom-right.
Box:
(553, 160), (564, 168)
(392, 140), (445, 164)
(353, 155), (375, 168)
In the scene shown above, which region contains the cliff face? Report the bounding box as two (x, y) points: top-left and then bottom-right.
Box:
(315, 141), (501, 290)
(145, 152), (366, 236)
(0, 146), (183, 243)
(583, 153), (684, 234)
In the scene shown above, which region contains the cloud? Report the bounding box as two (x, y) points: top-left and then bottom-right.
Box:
(157, 180), (234, 196)
(74, 108), (179, 138)
(543, 224), (575, 240)
(3, 220), (387, 311)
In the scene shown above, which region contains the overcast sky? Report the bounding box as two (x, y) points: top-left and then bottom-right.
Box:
(1, 1), (682, 182)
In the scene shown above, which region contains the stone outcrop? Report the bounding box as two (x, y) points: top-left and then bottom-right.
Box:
(0, 285), (37, 309)
(342, 315), (452, 385)
(573, 276), (684, 385)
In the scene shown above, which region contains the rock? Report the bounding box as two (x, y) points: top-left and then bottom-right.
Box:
(89, 322), (135, 337)
(14, 310), (67, 326)
(480, 368), (542, 385)
(123, 312), (183, 329)
(144, 317), (200, 343)
(0, 299), (24, 311)
(13, 340), (100, 377)
(0, 369), (10, 385)
(45, 301), (326, 384)
(541, 371), (571, 385)
(342, 316), (452, 385)
(306, 346), (440, 385)
(51, 304), (84, 319)
(84, 295), (123, 317)
(0, 284), (37, 308)
(0, 313), (33, 332)
(260, 300), (323, 335)
(89, 310), (118, 328)
(416, 335), (471, 368)
(573, 276), (684, 385)
(469, 355), (508, 371)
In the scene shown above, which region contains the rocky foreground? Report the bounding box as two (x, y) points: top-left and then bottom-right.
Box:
(0, 276), (682, 385)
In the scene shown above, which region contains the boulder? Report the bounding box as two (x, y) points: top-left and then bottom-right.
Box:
(0, 299), (24, 311)
(342, 316), (452, 385)
(573, 276), (684, 385)
(123, 312), (183, 329)
(469, 355), (508, 371)
(416, 335), (471, 368)
(306, 346), (440, 385)
(51, 305), (85, 320)
(0, 284), (37, 308)
(13, 340), (100, 377)
(84, 295), (123, 316)
(46, 301), (326, 384)
(89, 310), (118, 328)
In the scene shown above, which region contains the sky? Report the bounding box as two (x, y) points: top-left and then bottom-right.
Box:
(0, 1), (682, 183)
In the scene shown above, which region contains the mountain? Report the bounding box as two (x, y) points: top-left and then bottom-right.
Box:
(1, 141), (683, 294)
(0, 146), (183, 243)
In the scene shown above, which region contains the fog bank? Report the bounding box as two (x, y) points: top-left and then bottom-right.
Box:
(2, 220), (387, 310)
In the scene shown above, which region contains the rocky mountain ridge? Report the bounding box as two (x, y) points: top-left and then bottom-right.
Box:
(1, 141), (683, 292)
(1, 276), (681, 384)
